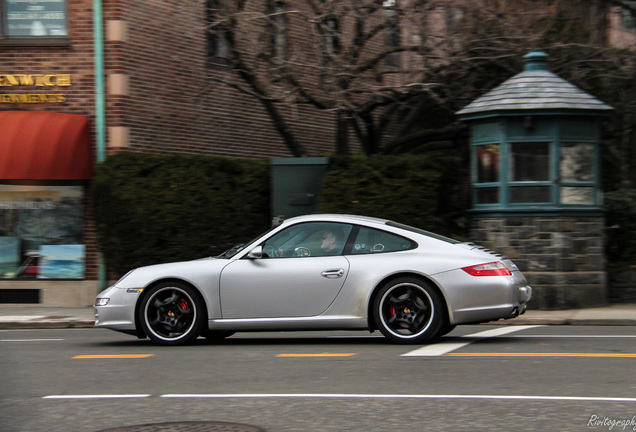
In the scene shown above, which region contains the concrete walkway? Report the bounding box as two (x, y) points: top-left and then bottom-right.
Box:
(1, 303), (636, 329)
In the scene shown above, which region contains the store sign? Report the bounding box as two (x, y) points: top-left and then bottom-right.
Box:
(0, 73), (71, 104)
(6, 0), (68, 37)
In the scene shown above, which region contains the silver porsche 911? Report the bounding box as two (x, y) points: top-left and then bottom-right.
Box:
(94, 214), (532, 345)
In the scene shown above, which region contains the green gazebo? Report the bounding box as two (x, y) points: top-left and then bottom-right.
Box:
(457, 51), (613, 309)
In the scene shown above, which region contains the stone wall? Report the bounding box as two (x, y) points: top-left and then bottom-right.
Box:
(470, 216), (607, 309)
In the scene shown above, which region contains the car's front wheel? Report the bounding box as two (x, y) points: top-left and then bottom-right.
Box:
(139, 281), (205, 346)
(373, 277), (443, 344)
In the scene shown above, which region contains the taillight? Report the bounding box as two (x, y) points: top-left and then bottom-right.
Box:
(462, 261), (512, 277)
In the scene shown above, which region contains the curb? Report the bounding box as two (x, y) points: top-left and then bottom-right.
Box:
(0, 320), (95, 330)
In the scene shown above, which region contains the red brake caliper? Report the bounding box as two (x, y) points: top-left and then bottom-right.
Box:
(178, 298), (189, 311)
(389, 305), (396, 318)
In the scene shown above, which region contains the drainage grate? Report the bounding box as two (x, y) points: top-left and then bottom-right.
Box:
(96, 421), (265, 432)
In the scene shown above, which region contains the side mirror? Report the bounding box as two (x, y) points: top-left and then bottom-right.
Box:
(247, 246), (263, 259)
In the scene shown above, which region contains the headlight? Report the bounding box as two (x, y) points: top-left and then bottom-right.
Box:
(95, 298), (110, 306)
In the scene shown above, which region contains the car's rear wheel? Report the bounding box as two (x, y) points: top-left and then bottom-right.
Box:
(373, 277), (443, 344)
(139, 281), (205, 346)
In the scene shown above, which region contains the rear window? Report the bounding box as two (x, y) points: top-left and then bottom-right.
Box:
(350, 226), (416, 254)
(385, 221), (460, 244)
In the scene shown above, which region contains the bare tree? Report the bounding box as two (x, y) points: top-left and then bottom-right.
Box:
(205, 0), (456, 155)
(204, 0), (636, 169)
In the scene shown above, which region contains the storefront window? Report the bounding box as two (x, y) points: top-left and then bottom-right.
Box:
(1, 0), (68, 40)
(0, 184), (84, 279)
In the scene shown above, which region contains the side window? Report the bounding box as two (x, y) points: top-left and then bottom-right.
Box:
(351, 227), (415, 254)
(206, 0), (230, 60)
(268, 1), (287, 60)
(262, 222), (352, 258)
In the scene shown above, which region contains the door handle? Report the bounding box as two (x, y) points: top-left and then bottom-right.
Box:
(321, 269), (345, 279)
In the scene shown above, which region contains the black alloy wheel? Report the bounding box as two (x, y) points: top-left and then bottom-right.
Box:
(139, 282), (205, 345)
(373, 277), (443, 344)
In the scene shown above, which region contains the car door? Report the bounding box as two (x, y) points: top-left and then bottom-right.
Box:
(219, 222), (352, 319)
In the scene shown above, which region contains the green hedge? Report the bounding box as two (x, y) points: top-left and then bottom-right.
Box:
(92, 152), (469, 277)
(317, 154), (469, 238)
(605, 189), (636, 269)
(91, 153), (271, 275)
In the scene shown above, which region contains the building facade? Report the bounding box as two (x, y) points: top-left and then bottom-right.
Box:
(0, 0), (342, 306)
(1, 0), (635, 307)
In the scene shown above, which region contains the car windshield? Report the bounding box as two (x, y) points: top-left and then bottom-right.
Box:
(216, 225), (278, 259)
(385, 221), (460, 244)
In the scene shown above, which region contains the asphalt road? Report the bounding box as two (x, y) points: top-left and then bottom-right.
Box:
(2, 326), (636, 432)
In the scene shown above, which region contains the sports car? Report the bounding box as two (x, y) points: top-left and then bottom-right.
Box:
(94, 214), (532, 345)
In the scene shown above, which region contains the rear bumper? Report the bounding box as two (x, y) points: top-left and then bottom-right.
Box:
(447, 284), (533, 325)
(519, 285), (532, 304)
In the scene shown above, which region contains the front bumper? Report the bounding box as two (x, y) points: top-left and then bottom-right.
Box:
(94, 285), (141, 331)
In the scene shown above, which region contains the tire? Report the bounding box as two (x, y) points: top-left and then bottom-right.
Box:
(139, 281), (205, 346)
(373, 277), (443, 344)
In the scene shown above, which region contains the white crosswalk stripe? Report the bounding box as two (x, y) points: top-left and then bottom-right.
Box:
(401, 325), (542, 356)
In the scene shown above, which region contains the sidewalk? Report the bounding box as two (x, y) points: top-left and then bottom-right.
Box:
(0, 305), (95, 329)
(1, 303), (636, 329)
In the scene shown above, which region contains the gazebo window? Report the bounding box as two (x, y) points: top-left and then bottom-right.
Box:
(509, 142), (551, 204)
(510, 142), (549, 181)
(559, 142), (596, 204)
(458, 51), (611, 215)
(474, 144), (500, 205)
(477, 144), (500, 182)
(472, 135), (601, 210)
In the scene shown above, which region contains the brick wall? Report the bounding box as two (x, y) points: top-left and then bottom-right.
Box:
(0, 0), (96, 116)
(103, 0), (343, 157)
(471, 216), (607, 309)
(0, 0), (99, 282)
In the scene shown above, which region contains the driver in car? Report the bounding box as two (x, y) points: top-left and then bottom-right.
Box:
(320, 228), (345, 255)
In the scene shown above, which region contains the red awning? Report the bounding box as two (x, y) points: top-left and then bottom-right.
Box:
(0, 111), (92, 180)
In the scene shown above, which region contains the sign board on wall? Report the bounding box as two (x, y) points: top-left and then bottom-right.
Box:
(6, 0), (68, 36)
(0, 73), (71, 104)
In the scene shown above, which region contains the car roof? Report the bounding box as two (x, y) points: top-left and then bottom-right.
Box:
(283, 214), (391, 226)
(280, 214), (461, 245)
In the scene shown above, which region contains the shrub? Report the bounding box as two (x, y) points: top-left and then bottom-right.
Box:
(605, 189), (636, 269)
(91, 153), (270, 276)
(317, 153), (469, 238)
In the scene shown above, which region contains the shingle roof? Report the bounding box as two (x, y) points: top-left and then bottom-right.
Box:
(456, 53), (613, 117)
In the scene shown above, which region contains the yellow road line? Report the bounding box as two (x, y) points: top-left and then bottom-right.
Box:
(73, 354), (154, 359)
(444, 353), (636, 358)
(277, 353), (356, 358)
